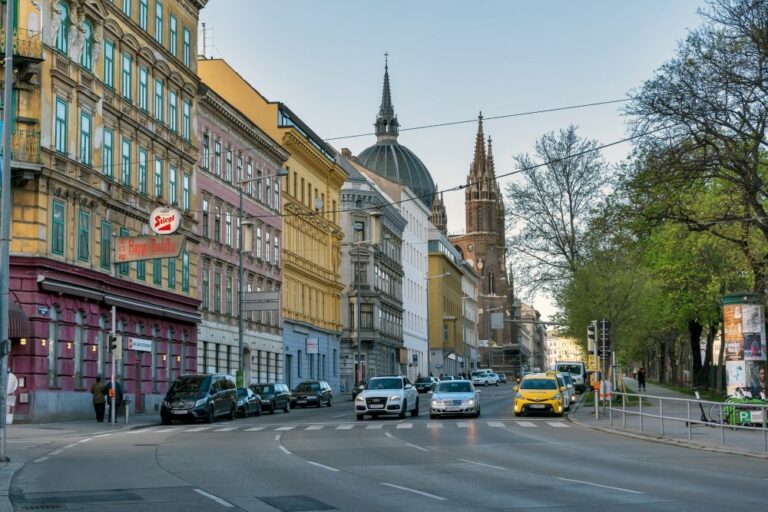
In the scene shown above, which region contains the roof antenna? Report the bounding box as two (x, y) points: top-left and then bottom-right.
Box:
(200, 22), (214, 59)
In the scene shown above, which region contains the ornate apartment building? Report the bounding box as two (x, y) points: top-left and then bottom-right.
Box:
(6, 0), (206, 421)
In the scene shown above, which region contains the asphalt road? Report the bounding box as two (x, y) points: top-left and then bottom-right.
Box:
(8, 385), (768, 511)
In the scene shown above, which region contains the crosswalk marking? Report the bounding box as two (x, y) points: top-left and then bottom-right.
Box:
(336, 424), (355, 430)
(487, 421), (505, 428)
(155, 428), (181, 433)
(214, 427), (238, 432)
(427, 422), (443, 429)
(547, 422), (569, 428)
(396, 423), (413, 429)
(245, 427), (265, 432)
(275, 426), (295, 431)
(366, 424), (384, 430)
(516, 421), (537, 428)
(185, 427), (212, 432)
(305, 425), (324, 431)
(457, 422), (470, 428)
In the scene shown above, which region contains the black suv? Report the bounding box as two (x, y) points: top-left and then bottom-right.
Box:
(250, 383), (291, 414)
(161, 374), (237, 424)
(290, 380), (333, 408)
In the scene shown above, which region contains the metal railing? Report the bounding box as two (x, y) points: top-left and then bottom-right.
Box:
(0, 28), (43, 60)
(608, 391), (768, 452)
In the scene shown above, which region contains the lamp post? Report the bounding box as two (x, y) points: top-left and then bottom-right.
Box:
(237, 168), (288, 386)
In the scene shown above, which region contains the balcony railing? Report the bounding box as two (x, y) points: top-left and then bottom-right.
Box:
(11, 130), (41, 164)
(0, 28), (43, 61)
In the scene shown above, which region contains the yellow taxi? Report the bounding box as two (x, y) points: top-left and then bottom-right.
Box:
(513, 373), (565, 417)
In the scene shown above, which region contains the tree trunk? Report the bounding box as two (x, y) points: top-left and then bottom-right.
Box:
(688, 320), (704, 387)
(658, 338), (667, 384)
(716, 320), (725, 392)
(704, 322), (716, 389)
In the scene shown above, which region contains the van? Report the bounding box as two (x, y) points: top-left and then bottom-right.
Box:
(554, 362), (587, 393)
(161, 373), (237, 424)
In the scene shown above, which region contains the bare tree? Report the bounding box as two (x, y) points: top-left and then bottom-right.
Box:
(505, 125), (609, 297)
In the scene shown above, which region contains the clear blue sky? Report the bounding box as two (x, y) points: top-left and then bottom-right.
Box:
(200, 1), (706, 317)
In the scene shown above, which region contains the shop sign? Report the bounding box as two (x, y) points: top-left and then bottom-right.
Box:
(149, 207), (182, 235)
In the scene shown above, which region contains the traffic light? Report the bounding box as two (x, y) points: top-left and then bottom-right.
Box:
(109, 334), (122, 353)
(587, 321), (596, 352)
(599, 319), (612, 349)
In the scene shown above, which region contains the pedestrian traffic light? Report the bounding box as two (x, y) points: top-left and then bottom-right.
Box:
(587, 321), (596, 351)
(109, 334), (122, 353)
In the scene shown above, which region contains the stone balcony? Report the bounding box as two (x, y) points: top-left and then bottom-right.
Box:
(0, 28), (43, 61)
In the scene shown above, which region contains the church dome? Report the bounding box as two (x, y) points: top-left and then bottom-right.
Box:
(357, 58), (435, 208)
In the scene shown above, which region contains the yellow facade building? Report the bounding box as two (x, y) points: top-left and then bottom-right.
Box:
(197, 59), (347, 389)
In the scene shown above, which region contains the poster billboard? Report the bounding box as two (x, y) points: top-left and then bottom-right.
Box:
(722, 294), (766, 396)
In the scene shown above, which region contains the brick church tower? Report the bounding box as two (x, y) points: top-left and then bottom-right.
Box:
(450, 114), (515, 349)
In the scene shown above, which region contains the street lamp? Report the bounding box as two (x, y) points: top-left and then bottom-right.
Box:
(237, 167), (288, 386)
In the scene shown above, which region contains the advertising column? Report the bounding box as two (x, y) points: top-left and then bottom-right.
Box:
(722, 292), (766, 397)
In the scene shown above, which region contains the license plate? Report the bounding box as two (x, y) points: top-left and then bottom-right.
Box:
(369, 404), (384, 409)
(297, 399), (306, 403)
(172, 410), (187, 415)
(530, 404), (545, 409)
(447, 407), (460, 412)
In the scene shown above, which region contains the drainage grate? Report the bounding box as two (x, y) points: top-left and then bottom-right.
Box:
(17, 505), (64, 511)
(257, 495), (337, 512)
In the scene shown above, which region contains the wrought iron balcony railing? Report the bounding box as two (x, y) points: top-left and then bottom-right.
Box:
(0, 27), (43, 61)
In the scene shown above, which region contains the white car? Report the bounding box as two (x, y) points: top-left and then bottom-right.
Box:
(430, 380), (480, 418)
(471, 371), (499, 387)
(355, 376), (419, 421)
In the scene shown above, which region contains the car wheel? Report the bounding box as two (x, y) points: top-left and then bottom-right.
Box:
(356, 414), (365, 421)
(270, 400), (276, 414)
(206, 406), (215, 424)
(430, 413), (436, 419)
(484, 381), (489, 387)
(255, 404), (262, 416)
(474, 409), (481, 418)
(227, 403), (236, 421)
(327, 396), (332, 407)
(283, 402), (289, 413)
(513, 410), (520, 417)
(411, 398), (419, 417)
(398, 400), (407, 419)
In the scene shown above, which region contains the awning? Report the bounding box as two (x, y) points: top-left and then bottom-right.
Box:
(9, 302), (31, 339)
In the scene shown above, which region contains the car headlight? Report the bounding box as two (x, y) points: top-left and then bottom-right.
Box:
(355, 395), (365, 402)
(389, 395), (401, 401)
(237, 400), (245, 406)
(431, 400), (441, 407)
(553, 393), (561, 400)
(464, 399), (476, 406)
(195, 398), (207, 407)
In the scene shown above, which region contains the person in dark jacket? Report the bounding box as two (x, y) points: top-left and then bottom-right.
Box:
(91, 376), (106, 422)
(103, 379), (124, 423)
(637, 368), (646, 392)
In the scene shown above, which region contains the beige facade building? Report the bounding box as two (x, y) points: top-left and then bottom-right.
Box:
(545, 330), (586, 370)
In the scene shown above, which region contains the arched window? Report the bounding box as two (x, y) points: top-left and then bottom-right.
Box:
(81, 20), (93, 70)
(48, 308), (60, 387)
(55, 2), (69, 54)
(488, 271), (495, 295)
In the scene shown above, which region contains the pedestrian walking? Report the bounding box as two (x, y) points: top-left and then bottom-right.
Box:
(90, 375), (106, 422)
(103, 379), (124, 423)
(637, 367), (646, 392)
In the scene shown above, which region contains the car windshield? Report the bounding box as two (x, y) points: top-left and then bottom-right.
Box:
(367, 378), (402, 390)
(237, 388), (248, 398)
(520, 378), (558, 390)
(558, 365), (583, 375)
(415, 378), (432, 384)
(471, 372), (486, 378)
(435, 381), (472, 393)
(252, 385), (273, 395)
(562, 374), (573, 385)
(170, 376), (210, 393)
(295, 382), (321, 392)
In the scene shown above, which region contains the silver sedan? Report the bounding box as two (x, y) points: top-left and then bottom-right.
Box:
(429, 380), (480, 418)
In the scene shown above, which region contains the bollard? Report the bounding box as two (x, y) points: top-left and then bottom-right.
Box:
(639, 393), (643, 433)
(687, 400), (691, 441)
(660, 399), (664, 436)
(622, 393), (626, 429)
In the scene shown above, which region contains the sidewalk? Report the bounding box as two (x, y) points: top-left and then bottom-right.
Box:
(569, 378), (768, 458)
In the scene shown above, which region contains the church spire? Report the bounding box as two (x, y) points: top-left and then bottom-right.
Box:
(374, 52), (399, 141)
(470, 112), (486, 177)
(486, 136), (496, 177)
(429, 184), (448, 235)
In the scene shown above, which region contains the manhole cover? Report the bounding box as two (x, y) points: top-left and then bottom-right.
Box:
(257, 495), (336, 512)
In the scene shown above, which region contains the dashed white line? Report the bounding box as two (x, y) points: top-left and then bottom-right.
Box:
(245, 427), (265, 432)
(279, 445), (292, 455)
(385, 432), (395, 439)
(336, 424), (354, 430)
(487, 421), (505, 428)
(405, 442), (429, 452)
(33, 457), (49, 463)
(275, 426), (295, 431)
(557, 477), (643, 494)
(50, 449), (63, 456)
(396, 423), (413, 429)
(427, 423), (443, 429)
(366, 424), (384, 430)
(306, 460), (339, 472)
(547, 422), (569, 428)
(93, 433), (112, 438)
(185, 427), (212, 432)
(274, 435), (280, 441)
(62, 443), (78, 450)
(194, 488), (234, 508)
(381, 482), (447, 501)
(305, 425), (324, 431)
(155, 428), (179, 433)
(77, 438), (93, 444)
(214, 427), (238, 432)
(516, 421), (537, 428)
(457, 458), (507, 471)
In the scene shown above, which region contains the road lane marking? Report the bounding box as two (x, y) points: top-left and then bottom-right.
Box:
(275, 426), (295, 431)
(33, 457), (49, 463)
(93, 433), (112, 437)
(185, 427), (212, 432)
(50, 450), (63, 456)
(305, 425), (324, 430)
(385, 432), (395, 439)
(557, 477), (643, 494)
(279, 445), (292, 455)
(306, 461), (339, 472)
(155, 428), (180, 433)
(396, 423), (413, 429)
(194, 488), (234, 508)
(457, 422), (470, 428)
(214, 427), (238, 432)
(427, 423), (443, 429)
(366, 424), (383, 430)
(274, 435), (280, 441)
(77, 438), (92, 443)
(336, 424), (355, 430)
(245, 427), (265, 432)
(62, 443), (78, 450)
(405, 442), (429, 452)
(487, 421), (505, 428)
(547, 422), (569, 428)
(458, 458), (508, 471)
(381, 482), (447, 501)
(516, 421), (537, 428)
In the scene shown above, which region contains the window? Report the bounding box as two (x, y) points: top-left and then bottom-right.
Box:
(274, 180), (280, 210)
(79, 111), (91, 165)
(168, 91), (177, 132)
(225, 272), (233, 315)
(103, 41), (114, 88)
(182, 173), (190, 210)
(265, 177), (271, 207)
(54, 98), (67, 154)
(256, 170), (262, 201)
(154, 158), (163, 197)
(55, 2), (69, 54)
(236, 155), (243, 182)
(169, 14), (177, 56)
(274, 235), (280, 267)
(122, 0), (132, 17)
(138, 148), (148, 195)
(182, 27), (190, 66)
(51, 201), (65, 254)
(255, 225), (262, 259)
(167, 257), (176, 289)
(80, 20), (93, 70)
(213, 204), (221, 243)
(139, 0), (148, 29)
(119, 228), (130, 274)
(153, 258), (162, 285)
(121, 138), (131, 186)
(100, 221), (111, 269)
(154, 79), (163, 122)
(169, 166), (177, 205)
(213, 269), (221, 313)
(137, 260), (146, 280)
(224, 211), (232, 246)
(202, 198), (209, 238)
(265, 230), (271, 263)
(202, 264), (209, 310)
(121, 53), (132, 101)
(214, 140), (221, 176)
(225, 148), (232, 182)
(103, 129), (113, 178)
(154, 0), (163, 44)
(138, 67), (148, 111)
(182, 100), (191, 141)
(181, 252), (189, 292)
(77, 210), (90, 261)
(246, 162), (253, 195)
(202, 133), (209, 169)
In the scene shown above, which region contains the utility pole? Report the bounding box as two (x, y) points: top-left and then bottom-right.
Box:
(0, 0), (16, 462)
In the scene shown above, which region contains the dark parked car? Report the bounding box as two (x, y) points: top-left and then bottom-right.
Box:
(236, 387), (262, 417)
(249, 383), (290, 414)
(291, 380), (333, 408)
(161, 374), (237, 425)
(414, 376), (438, 393)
